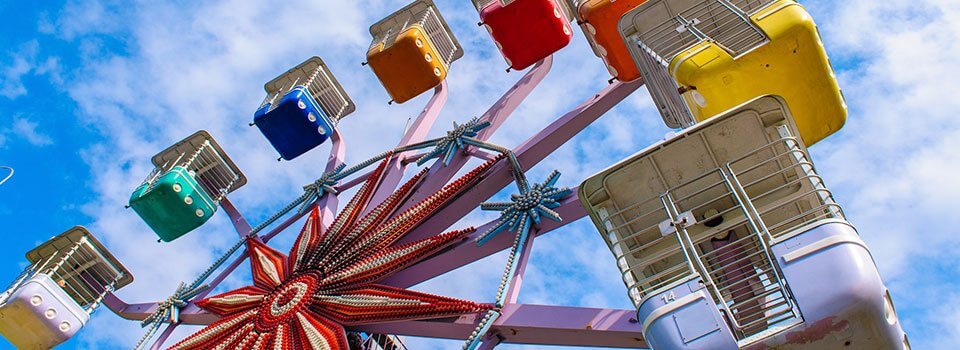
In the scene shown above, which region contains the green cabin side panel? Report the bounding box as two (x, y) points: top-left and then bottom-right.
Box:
(129, 166), (217, 242)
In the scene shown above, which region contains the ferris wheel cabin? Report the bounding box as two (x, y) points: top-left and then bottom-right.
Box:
(579, 96), (907, 349)
(254, 56), (356, 161)
(620, 0), (846, 145)
(0, 226), (132, 349)
(128, 130), (246, 242)
(474, 0), (574, 70)
(366, 0), (463, 104)
(571, 0), (651, 82)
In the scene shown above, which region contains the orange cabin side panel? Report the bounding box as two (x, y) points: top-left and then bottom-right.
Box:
(579, 0), (649, 82)
(367, 25), (447, 104)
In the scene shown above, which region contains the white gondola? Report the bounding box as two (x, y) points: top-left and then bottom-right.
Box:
(580, 96), (905, 348)
(0, 226), (132, 349)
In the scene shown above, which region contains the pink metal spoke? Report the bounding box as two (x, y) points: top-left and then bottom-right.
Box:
(365, 82), (448, 211)
(502, 231), (535, 306)
(381, 192), (584, 288)
(220, 198), (252, 238)
(394, 57), (553, 214)
(352, 303), (645, 348)
(397, 79), (642, 247)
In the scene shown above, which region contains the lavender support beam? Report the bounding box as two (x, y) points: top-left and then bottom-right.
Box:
(307, 129), (346, 231)
(366, 82), (448, 210)
(503, 229), (536, 306)
(352, 304), (645, 348)
(381, 192), (585, 288)
(477, 333), (503, 350)
(219, 198), (252, 239)
(148, 323), (177, 350)
(396, 57), (553, 214)
(397, 79), (642, 247)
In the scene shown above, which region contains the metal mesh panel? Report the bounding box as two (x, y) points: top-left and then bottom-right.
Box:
(727, 131), (845, 241)
(36, 237), (125, 312)
(306, 67), (351, 121)
(633, 39), (696, 128)
(627, 0), (771, 64)
(663, 169), (801, 341)
(472, 0), (498, 11)
(147, 141), (239, 205)
(597, 197), (697, 306)
(261, 57), (354, 122)
(184, 142), (241, 204)
(148, 132), (244, 205)
(475, 0), (573, 21)
(369, 1), (462, 69)
(149, 131), (246, 197)
(728, 0), (776, 14)
(417, 7), (459, 67)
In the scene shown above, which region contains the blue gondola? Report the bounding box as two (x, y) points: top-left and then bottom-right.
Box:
(254, 56), (355, 160)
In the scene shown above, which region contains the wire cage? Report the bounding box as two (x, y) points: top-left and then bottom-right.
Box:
(473, 0), (574, 24)
(360, 333), (408, 350)
(619, 0), (773, 65)
(254, 56), (356, 160)
(619, 0), (846, 145)
(580, 96), (858, 346)
(569, 0), (650, 82)
(474, 0), (574, 70)
(129, 130), (247, 242)
(0, 226), (132, 349)
(366, 0), (463, 104)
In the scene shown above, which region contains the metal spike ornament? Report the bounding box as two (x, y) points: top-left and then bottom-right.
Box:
(299, 163), (346, 213)
(170, 155), (500, 350)
(463, 170), (572, 350)
(476, 170), (571, 246)
(416, 117), (491, 166)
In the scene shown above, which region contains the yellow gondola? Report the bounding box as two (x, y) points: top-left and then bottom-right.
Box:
(621, 0), (846, 145)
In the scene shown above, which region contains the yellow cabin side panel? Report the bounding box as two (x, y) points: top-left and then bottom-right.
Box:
(669, 1), (846, 146)
(367, 25), (448, 104)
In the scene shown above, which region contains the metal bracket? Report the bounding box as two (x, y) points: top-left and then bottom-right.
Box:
(659, 210), (697, 237)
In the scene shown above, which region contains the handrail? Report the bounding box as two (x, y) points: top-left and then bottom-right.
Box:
(0, 166), (12, 186)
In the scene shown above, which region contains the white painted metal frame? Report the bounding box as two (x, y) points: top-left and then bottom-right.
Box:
(368, 0), (464, 68)
(19, 226), (132, 313)
(618, 0), (774, 64)
(149, 130), (246, 203)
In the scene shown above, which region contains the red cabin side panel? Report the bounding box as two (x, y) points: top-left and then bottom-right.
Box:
(481, 0), (572, 70)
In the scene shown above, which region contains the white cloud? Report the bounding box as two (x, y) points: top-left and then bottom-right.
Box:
(806, 0), (960, 284)
(35, 0), (960, 349)
(0, 42), (37, 99)
(0, 116), (54, 147)
(801, 0), (960, 347)
(10, 117), (54, 146)
(0, 40), (62, 99)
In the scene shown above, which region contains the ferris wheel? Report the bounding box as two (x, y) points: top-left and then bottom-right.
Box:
(0, 0), (910, 349)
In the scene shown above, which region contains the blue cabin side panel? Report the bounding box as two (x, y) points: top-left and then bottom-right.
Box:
(254, 87), (335, 161)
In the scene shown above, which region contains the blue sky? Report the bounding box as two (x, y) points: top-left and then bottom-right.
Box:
(1, 0), (959, 349)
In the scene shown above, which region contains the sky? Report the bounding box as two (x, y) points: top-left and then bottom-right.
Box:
(0, 0), (958, 349)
